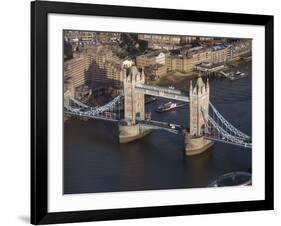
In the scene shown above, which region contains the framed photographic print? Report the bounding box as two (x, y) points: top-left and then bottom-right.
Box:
(31, 0), (274, 224)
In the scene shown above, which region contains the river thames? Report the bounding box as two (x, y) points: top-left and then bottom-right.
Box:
(63, 62), (252, 194)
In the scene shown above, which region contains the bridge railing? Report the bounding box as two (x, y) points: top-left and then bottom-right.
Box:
(209, 102), (250, 139)
(201, 105), (252, 148)
(136, 119), (183, 134)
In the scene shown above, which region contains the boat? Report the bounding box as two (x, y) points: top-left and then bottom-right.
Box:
(229, 71), (247, 80)
(156, 102), (177, 113)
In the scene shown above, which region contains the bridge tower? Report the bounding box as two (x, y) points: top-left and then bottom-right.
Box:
(189, 73), (210, 136)
(123, 66), (145, 124)
(185, 74), (213, 155)
(119, 66), (150, 143)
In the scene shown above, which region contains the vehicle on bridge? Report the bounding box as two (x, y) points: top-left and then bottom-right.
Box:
(102, 111), (116, 118)
(169, 124), (177, 129)
(203, 131), (215, 136)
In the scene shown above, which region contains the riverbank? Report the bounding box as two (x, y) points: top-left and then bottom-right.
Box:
(151, 58), (251, 89)
(150, 71), (197, 88)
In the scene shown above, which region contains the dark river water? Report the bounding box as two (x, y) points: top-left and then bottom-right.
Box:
(64, 62), (252, 194)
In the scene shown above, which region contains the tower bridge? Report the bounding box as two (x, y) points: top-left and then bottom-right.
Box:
(64, 65), (252, 156)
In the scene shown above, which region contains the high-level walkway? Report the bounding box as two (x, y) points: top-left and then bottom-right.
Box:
(135, 84), (189, 102)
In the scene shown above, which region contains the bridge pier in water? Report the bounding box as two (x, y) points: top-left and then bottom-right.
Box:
(185, 135), (213, 156)
(119, 122), (151, 143)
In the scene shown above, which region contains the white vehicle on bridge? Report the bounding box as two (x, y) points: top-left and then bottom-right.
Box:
(169, 124), (177, 129)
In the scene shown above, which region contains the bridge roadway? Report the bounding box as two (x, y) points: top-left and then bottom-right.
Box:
(136, 119), (184, 134)
(64, 106), (119, 122)
(204, 136), (252, 148)
(135, 84), (189, 102)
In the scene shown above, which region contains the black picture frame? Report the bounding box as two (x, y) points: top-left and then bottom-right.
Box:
(31, 0), (274, 224)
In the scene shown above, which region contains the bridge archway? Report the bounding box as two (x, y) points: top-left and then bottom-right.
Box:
(200, 124), (207, 136)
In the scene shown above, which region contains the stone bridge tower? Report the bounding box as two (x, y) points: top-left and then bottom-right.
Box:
(123, 66), (145, 124)
(189, 74), (210, 136)
(185, 74), (213, 155)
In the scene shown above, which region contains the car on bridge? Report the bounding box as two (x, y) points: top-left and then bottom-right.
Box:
(203, 131), (215, 136)
(169, 124), (178, 129)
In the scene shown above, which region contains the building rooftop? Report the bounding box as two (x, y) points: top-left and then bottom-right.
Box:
(140, 50), (166, 58)
(210, 44), (226, 51)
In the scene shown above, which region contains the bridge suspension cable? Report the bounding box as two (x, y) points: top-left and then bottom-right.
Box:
(65, 94), (123, 121)
(206, 113), (251, 148)
(69, 96), (89, 108)
(201, 104), (252, 148)
(209, 102), (250, 139)
(88, 95), (123, 115)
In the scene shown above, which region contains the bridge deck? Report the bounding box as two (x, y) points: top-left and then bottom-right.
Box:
(135, 84), (189, 102)
(137, 119), (183, 134)
(64, 110), (118, 122)
(204, 136), (252, 148)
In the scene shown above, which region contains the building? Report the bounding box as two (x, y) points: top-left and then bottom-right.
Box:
(147, 42), (182, 50)
(210, 45), (229, 63)
(180, 36), (197, 44)
(86, 46), (128, 87)
(97, 32), (121, 43)
(64, 30), (97, 42)
(230, 39), (252, 59)
(150, 64), (167, 77)
(136, 51), (166, 68)
(145, 64), (167, 80)
(90, 50), (123, 87)
(64, 44), (125, 91)
(138, 34), (182, 50)
(165, 44), (230, 73)
(180, 36), (214, 44)
(198, 37), (215, 41)
(104, 61), (123, 86)
(64, 55), (92, 90)
(165, 55), (194, 73)
(138, 34), (181, 45)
